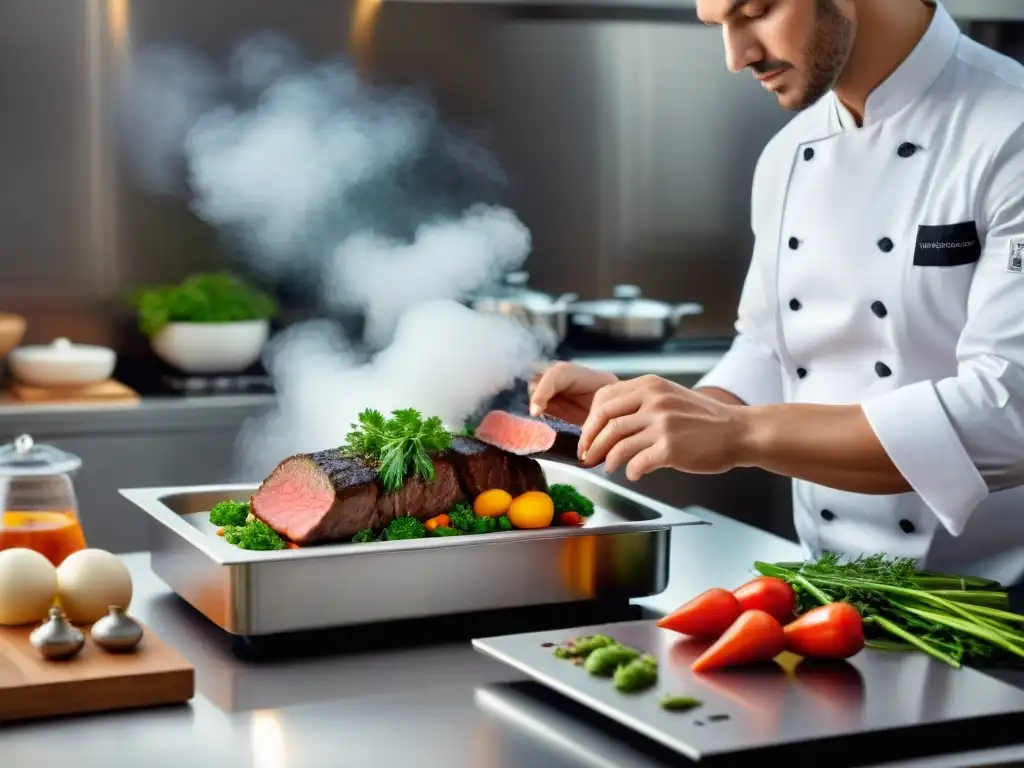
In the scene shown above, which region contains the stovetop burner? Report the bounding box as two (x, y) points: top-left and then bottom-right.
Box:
(160, 373), (274, 396)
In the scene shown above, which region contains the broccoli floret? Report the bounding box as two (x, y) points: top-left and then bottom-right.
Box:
(430, 526), (461, 537)
(386, 516), (427, 541)
(550, 484), (595, 517)
(210, 500), (251, 527)
(497, 515), (513, 532)
(471, 516), (498, 535)
(223, 519), (286, 551)
(448, 502), (476, 533)
(351, 528), (375, 543)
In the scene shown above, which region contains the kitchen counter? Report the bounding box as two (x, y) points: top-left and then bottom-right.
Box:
(3, 505), (1024, 767)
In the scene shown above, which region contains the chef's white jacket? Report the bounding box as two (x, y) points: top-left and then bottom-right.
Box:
(696, 2), (1024, 584)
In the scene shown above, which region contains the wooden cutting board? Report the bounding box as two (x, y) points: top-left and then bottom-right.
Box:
(0, 620), (194, 722)
(2, 379), (140, 406)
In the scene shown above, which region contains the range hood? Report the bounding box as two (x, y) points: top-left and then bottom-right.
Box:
(385, 0), (1024, 22)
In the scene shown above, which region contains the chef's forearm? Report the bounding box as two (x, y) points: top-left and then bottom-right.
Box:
(736, 403), (913, 495)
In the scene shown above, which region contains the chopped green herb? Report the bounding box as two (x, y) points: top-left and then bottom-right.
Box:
(550, 484), (595, 517)
(584, 644), (639, 677)
(222, 519), (286, 551)
(660, 694), (703, 712)
(210, 500), (250, 527)
(614, 656), (658, 693)
(429, 526), (461, 537)
(341, 408), (453, 493)
(554, 634), (616, 659)
(497, 515), (513, 532)
(351, 528), (375, 543)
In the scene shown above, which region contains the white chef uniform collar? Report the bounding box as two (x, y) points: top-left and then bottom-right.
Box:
(831, 0), (960, 130)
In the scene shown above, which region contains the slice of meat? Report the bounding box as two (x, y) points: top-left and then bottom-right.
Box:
(448, 436), (548, 497)
(376, 454), (464, 527)
(474, 410), (581, 461)
(251, 451), (379, 545)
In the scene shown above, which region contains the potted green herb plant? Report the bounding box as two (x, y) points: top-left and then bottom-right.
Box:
(128, 272), (278, 374)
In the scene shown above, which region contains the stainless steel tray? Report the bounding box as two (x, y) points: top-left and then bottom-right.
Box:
(119, 462), (704, 636)
(473, 620), (1024, 762)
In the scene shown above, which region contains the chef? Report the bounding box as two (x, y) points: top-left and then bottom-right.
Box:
(529, 0), (1024, 586)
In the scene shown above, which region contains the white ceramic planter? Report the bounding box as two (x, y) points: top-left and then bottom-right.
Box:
(150, 320), (270, 375)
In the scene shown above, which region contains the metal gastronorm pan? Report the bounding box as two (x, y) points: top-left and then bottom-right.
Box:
(119, 462), (705, 636)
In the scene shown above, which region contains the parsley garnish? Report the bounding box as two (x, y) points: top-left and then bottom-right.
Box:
(341, 408), (453, 492)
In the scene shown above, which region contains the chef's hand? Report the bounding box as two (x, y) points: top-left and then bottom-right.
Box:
(578, 375), (750, 481)
(528, 362), (619, 426)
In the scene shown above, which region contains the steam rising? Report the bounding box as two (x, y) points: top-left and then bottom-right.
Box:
(119, 34), (542, 478)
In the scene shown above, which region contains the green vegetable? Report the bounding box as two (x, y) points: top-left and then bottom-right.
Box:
(553, 634), (616, 659)
(584, 644), (639, 677)
(341, 408), (453, 493)
(222, 519), (286, 551)
(209, 500), (250, 527)
(351, 528), (375, 543)
(128, 272), (277, 338)
(614, 656), (658, 693)
(550, 484), (595, 517)
(460, 423), (477, 437)
(471, 516), (498, 535)
(659, 694), (703, 712)
(385, 516), (427, 541)
(448, 503), (477, 533)
(429, 526), (461, 537)
(497, 515), (513, 532)
(755, 553), (1024, 669)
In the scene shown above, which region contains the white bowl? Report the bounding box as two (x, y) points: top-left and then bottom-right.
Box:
(8, 337), (117, 388)
(150, 320), (270, 374)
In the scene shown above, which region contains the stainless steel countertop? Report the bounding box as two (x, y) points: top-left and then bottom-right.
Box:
(3, 504), (1023, 767)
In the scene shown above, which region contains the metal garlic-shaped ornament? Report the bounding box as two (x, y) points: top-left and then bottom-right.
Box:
(30, 606), (85, 660)
(90, 606), (143, 652)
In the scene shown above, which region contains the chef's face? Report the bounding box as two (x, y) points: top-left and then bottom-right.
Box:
(697, 0), (855, 111)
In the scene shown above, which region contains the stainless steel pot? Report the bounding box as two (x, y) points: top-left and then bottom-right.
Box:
(468, 272), (577, 354)
(568, 284), (703, 347)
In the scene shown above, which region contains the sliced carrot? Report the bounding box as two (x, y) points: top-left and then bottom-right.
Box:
(691, 609), (786, 673)
(657, 588), (743, 640)
(216, 527), (225, 537)
(425, 519), (439, 532)
(436, 514), (450, 528)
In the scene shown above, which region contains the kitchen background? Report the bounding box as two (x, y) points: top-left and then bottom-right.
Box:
(1, 0), (1022, 553)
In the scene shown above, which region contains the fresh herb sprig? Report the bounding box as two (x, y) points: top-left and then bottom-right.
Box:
(755, 553), (1021, 669)
(341, 408), (453, 492)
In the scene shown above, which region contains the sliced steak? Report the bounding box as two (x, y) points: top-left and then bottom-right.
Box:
(376, 454), (464, 527)
(448, 436), (548, 498)
(474, 410), (582, 462)
(251, 451), (379, 545)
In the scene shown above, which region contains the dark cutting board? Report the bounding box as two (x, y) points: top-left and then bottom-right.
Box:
(474, 619), (1024, 764)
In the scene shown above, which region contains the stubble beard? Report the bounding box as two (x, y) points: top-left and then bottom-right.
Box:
(786, 0), (855, 111)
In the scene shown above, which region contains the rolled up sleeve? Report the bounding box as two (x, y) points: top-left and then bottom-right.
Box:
(862, 124), (1024, 537)
(696, 147), (784, 406)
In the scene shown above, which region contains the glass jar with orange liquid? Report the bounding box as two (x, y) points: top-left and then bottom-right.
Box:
(0, 433), (87, 566)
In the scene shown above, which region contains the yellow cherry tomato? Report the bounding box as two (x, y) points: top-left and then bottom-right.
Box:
(507, 491), (555, 529)
(473, 489), (514, 518)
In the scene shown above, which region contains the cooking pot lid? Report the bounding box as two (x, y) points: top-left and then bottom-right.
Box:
(573, 285), (676, 319)
(0, 434), (81, 477)
(474, 272), (576, 309)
